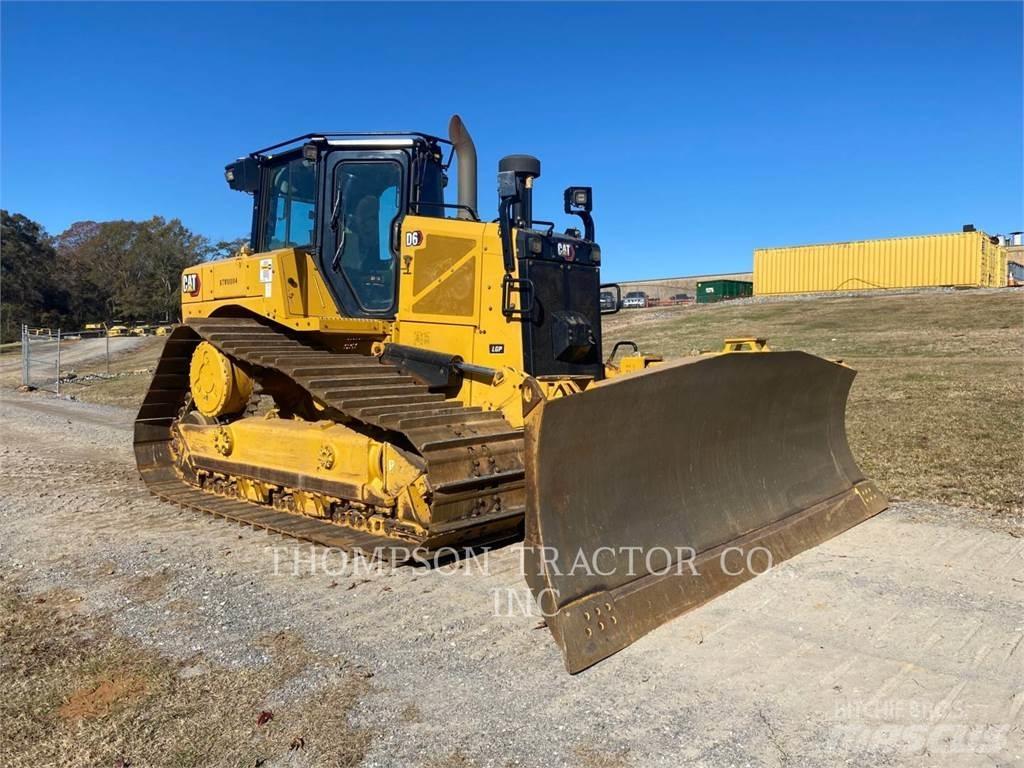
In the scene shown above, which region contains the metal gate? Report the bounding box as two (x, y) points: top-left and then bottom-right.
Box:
(20, 325), (112, 394)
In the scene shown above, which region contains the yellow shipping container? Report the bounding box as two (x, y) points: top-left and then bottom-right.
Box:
(754, 231), (1007, 295)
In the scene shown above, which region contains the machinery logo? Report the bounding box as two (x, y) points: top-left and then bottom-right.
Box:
(556, 242), (576, 261)
(181, 273), (200, 296)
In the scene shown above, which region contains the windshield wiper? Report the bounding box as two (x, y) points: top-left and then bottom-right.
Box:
(331, 233), (347, 272)
(329, 190), (345, 271)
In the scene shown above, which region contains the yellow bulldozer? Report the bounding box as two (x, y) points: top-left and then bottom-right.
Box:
(135, 116), (886, 672)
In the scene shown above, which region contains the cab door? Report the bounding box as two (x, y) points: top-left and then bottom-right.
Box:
(318, 151), (408, 318)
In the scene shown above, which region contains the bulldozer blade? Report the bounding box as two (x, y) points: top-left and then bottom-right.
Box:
(522, 351), (887, 673)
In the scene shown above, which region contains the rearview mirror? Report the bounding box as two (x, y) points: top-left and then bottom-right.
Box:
(599, 283), (621, 315)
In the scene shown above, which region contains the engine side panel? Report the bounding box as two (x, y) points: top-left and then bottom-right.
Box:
(395, 216), (526, 410)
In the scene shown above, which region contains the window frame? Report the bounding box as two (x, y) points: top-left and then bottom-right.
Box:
(327, 157), (405, 315)
(257, 151), (318, 252)
(316, 148), (412, 318)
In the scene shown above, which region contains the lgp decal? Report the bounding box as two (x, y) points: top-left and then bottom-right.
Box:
(489, 344), (505, 354)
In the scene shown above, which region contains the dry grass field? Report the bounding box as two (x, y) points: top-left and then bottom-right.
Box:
(605, 288), (1023, 516)
(0, 587), (370, 767)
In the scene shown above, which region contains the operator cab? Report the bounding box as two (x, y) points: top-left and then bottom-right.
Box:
(223, 120), (615, 381)
(225, 132), (451, 318)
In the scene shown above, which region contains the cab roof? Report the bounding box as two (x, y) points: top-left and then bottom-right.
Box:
(251, 131), (448, 160)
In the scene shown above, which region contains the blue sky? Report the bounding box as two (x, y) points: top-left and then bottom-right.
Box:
(2, 2), (1021, 281)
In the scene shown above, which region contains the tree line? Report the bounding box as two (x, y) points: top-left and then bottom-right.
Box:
(0, 210), (244, 343)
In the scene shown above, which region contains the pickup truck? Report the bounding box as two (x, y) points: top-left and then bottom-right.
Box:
(622, 292), (648, 309)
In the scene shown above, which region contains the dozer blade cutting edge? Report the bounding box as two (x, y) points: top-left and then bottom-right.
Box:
(521, 350), (887, 673)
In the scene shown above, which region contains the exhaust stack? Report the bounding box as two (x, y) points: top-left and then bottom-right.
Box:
(448, 115), (477, 219)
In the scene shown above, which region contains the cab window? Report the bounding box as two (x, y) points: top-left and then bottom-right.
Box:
(333, 161), (402, 312)
(263, 156), (316, 249)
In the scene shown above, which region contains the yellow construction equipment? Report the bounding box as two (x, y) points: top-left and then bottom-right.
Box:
(135, 116), (886, 672)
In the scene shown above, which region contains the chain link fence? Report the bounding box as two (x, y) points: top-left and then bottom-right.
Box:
(15, 324), (170, 403)
(20, 325), (112, 393)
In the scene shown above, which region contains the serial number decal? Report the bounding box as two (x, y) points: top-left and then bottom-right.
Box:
(489, 344), (505, 354)
(405, 230), (423, 247)
(219, 277), (238, 286)
(182, 273), (200, 295)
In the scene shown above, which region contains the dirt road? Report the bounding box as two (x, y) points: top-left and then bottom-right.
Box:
(1, 390), (1021, 767)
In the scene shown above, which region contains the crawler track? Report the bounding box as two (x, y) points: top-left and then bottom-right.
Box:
(134, 317), (525, 557)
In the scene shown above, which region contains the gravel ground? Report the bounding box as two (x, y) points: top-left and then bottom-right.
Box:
(1, 390), (1021, 767)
